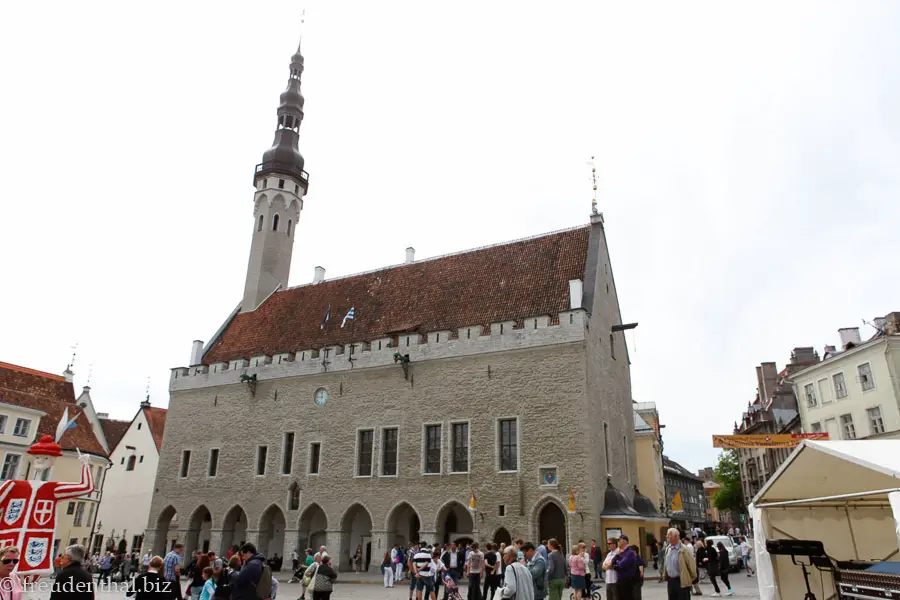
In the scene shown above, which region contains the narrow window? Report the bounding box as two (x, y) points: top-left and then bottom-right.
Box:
(67, 502), (75, 515)
(467, 329), (471, 339)
(610, 334), (616, 360)
(424, 425), (442, 474)
(278, 179), (285, 189)
(179, 450), (191, 478)
(257, 215), (264, 232)
(121, 457), (125, 465)
(294, 183), (300, 194)
(287, 219), (292, 236)
(867, 407), (885, 435)
(498, 505), (506, 517)
(622, 435), (629, 477)
(73, 502), (85, 526)
(309, 443), (321, 475)
(139, 455), (144, 463)
(208, 449), (219, 477)
(498, 419), (518, 471)
(833, 372), (848, 399)
(0, 416), (6, 434)
(272, 214), (279, 231)
(382, 428), (398, 476)
(804, 383), (817, 407)
(12, 419), (30, 438)
(533, 319), (537, 330)
(289, 483), (300, 510)
(857, 363), (875, 391)
(125, 455), (136, 471)
(603, 423), (610, 475)
(357, 430), (374, 476)
(452, 423), (469, 473)
(281, 432), (295, 475)
(256, 445), (268, 476)
(262, 179), (267, 189)
(137, 423), (141, 430)
(840, 414), (856, 440)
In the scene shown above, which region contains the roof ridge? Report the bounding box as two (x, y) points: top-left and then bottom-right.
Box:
(282, 223), (590, 292)
(0, 361), (65, 382)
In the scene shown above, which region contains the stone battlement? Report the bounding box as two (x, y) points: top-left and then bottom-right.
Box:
(170, 309), (587, 391)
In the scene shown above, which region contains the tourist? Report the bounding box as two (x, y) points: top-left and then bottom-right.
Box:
(546, 539), (566, 600)
(514, 539), (526, 563)
(51, 545), (93, 600)
(309, 555), (337, 600)
(0, 546), (24, 600)
(212, 556), (235, 600)
(465, 542), (484, 600)
(164, 544), (185, 600)
(233, 543), (268, 600)
(611, 537), (638, 600)
(291, 550), (299, 573)
(97, 551), (113, 584)
(353, 544), (362, 573)
(568, 544), (587, 600)
(579, 542), (592, 599)
(714, 543), (734, 596)
(497, 544), (507, 580)
(524, 542), (547, 600)
(701, 540), (721, 597)
(441, 541), (464, 582)
(198, 568), (216, 600)
(499, 545), (533, 600)
(395, 545), (405, 582)
(128, 555), (167, 600)
(683, 536), (701, 596)
(537, 540), (549, 563)
(482, 543), (501, 600)
(739, 538), (754, 576)
(602, 539), (619, 600)
(432, 548), (447, 600)
(383, 551), (395, 588)
(412, 545), (435, 600)
(590, 540), (602, 579)
(661, 528), (697, 600)
(629, 545), (645, 600)
(188, 554), (211, 600)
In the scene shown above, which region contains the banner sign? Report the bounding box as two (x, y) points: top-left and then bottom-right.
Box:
(712, 433), (828, 449)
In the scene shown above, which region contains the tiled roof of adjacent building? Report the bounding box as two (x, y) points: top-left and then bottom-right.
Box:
(203, 225), (591, 365)
(663, 456), (703, 482)
(0, 361), (108, 456)
(99, 418), (130, 453)
(142, 406), (167, 452)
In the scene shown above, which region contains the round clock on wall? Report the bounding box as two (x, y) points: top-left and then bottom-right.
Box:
(314, 388), (328, 407)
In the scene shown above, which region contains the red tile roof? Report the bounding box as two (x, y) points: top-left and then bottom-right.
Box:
(100, 418), (130, 453)
(142, 406), (167, 452)
(0, 362), (108, 456)
(203, 226), (591, 364)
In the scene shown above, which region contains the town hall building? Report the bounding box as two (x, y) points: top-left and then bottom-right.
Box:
(145, 39), (651, 571)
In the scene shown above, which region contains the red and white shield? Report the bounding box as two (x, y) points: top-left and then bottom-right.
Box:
(33, 500), (54, 526)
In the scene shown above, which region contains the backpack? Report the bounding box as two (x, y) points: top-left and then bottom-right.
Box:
(214, 569), (232, 600)
(255, 564), (273, 600)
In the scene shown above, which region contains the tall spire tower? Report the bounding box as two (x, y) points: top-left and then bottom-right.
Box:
(242, 38), (310, 312)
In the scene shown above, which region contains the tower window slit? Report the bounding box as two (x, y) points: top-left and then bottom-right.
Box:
(257, 215), (264, 232)
(272, 214), (279, 231)
(287, 219), (292, 236)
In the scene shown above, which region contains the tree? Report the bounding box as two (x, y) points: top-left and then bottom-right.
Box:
(713, 449), (744, 512)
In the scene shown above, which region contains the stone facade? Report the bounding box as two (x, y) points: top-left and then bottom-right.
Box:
(146, 217), (637, 572)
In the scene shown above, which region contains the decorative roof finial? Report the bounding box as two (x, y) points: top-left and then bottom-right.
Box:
(587, 156), (598, 215)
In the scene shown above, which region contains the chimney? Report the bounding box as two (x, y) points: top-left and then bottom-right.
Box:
(838, 327), (862, 349)
(63, 367), (74, 383)
(97, 412), (109, 420)
(885, 312), (900, 335)
(568, 279), (583, 309)
(189, 340), (204, 366)
(140, 397), (151, 409)
(405, 247), (415, 264)
(313, 266), (325, 284)
(873, 316), (888, 333)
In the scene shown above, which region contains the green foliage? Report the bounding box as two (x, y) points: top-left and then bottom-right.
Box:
(713, 450), (744, 512)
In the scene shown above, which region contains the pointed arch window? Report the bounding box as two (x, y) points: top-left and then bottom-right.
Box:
(272, 214), (280, 231)
(288, 482), (300, 511)
(257, 215), (264, 232)
(287, 220), (292, 236)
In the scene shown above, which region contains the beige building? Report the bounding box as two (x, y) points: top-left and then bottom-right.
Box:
(145, 41), (643, 571)
(0, 361), (111, 558)
(790, 313), (900, 441)
(633, 402), (664, 513)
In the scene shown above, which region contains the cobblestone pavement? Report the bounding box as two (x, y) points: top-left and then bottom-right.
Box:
(33, 568), (761, 600)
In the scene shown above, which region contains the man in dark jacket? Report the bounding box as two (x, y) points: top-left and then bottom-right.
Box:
(612, 536), (639, 600)
(233, 543), (269, 600)
(51, 544), (95, 600)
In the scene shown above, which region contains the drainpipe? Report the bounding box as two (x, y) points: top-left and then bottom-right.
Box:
(88, 460), (114, 554)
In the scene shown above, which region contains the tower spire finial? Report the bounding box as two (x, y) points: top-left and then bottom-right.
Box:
(297, 8), (306, 53)
(587, 156), (598, 215)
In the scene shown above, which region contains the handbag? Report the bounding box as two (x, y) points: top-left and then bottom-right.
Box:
(312, 569), (332, 593)
(302, 563), (317, 587)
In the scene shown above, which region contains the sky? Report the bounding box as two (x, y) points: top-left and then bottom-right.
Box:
(1, 1), (899, 472)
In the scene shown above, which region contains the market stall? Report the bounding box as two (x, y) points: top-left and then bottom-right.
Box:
(749, 440), (900, 600)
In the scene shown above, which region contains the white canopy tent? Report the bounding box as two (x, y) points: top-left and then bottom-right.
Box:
(749, 440), (900, 600)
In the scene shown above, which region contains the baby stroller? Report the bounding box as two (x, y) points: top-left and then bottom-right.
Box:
(288, 566), (307, 584)
(442, 574), (463, 600)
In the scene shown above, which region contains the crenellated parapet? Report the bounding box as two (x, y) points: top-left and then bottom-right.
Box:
(170, 309), (587, 391)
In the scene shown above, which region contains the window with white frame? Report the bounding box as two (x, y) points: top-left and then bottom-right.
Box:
(12, 418), (30, 438)
(817, 378), (832, 404)
(451, 422), (469, 473)
(804, 383), (817, 408)
(810, 422), (822, 432)
(0, 415), (7, 434)
(357, 429), (373, 477)
(2, 454), (21, 481)
(423, 425), (441, 474)
(867, 407), (885, 435)
(73, 502), (85, 526)
(840, 414), (856, 440)
(857, 363), (875, 391)
(381, 428), (398, 476)
(498, 419), (518, 472)
(833, 372), (848, 399)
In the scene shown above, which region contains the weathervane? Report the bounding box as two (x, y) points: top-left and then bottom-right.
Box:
(587, 156), (598, 215)
(145, 376), (151, 402)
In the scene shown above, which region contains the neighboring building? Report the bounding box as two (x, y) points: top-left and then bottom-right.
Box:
(789, 314), (900, 442)
(145, 40), (640, 571)
(734, 348), (818, 501)
(633, 402), (665, 512)
(0, 361), (111, 558)
(94, 398), (167, 556)
(663, 456), (706, 529)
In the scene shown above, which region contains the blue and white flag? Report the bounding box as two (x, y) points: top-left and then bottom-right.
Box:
(55, 407), (80, 443)
(320, 304), (331, 330)
(341, 307), (355, 328)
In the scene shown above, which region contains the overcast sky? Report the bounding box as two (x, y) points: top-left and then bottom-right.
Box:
(2, 1), (899, 472)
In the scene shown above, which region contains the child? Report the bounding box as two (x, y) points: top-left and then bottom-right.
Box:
(199, 568), (216, 600)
